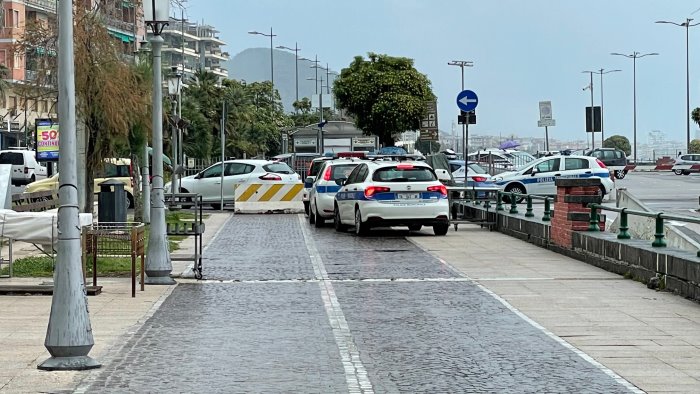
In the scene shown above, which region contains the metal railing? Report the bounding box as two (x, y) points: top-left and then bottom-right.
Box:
(493, 191), (553, 222)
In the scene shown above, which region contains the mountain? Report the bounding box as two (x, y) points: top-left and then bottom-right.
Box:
(224, 48), (337, 113)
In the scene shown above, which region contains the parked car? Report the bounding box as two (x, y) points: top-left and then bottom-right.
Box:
(308, 158), (365, 227)
(24, 158), (135, 209)
(0, 150), (48, 185)
(303, 156), (334, 215)
(585, 148), (628, 179)
(448, 160), (493, 186)
(334, 159), (450, 236)
(169, 159), (299, 209)
(492, 155), (614, 201)
(671, 154), (700, 175)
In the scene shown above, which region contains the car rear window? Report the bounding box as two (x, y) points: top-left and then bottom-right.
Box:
(467, 163), (487, 174)
(309, 160), (328, 177)
(330, 164), (358, 180)
(263, 162), (294, 174)
(372, 165), (437, 182)
(0, 152), (24, 165)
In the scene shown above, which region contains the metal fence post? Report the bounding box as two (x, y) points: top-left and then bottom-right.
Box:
(496, 191), (504, 211)
(525, 196), (534, 217)
(588, 204), (600, 232)
(542, 197), (551, 222)
(617, 208), (631, 239)
(652, 214), (667, 247)
(509, 193), (518, 214)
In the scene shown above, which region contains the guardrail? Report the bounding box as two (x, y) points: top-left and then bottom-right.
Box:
(493, 191), (553, 222)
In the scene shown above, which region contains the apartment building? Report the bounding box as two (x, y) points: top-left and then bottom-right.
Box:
(0, 0), (145, 148)
(155, 17), (229, 81)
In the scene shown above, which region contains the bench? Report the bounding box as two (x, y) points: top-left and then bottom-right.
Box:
(12, 190), (58, 212)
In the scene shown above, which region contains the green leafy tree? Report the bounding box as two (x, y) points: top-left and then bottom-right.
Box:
(333, 53), (434, 147)
(415, 139), (440, 154)
(689, 139), (700, 154)
(293, 97), (312, 114)
(603, 135), (631, 156)
(692, 107), (700, 127)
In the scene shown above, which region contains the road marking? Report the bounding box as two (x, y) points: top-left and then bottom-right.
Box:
(406, 237), (643, 394)
(298, 215), (374, 393)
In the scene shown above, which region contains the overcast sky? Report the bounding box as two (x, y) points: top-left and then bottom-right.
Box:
(188, 0), (700, 145)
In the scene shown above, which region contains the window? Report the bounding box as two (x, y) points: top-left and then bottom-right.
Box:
(13, 10), (19, 28)
(99, 163), (130, 178)
(9, 96), (16, 110)
(345, 164), (365, 185)
(372, 166), (437, 182)
(0, 152), (24, 165)
(330, 164), (359, 181)
(535, 158), (560, 173)
(565, 158), (590, 170)
(225, 163), (253, 176)
(201, 165), (223, 178)
(449, 163), (461, 173)
(467, 163), (487, 174)
(262, 162), (294, 174)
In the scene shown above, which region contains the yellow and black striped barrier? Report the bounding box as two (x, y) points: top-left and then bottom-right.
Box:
(234, 183), (304, 202)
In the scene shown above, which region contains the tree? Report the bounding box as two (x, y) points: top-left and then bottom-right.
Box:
(692, 107), (700, 127)
(415, 139), (440, 154)
(603, 135), (631, 156)
(333, 53), (434, 147)
(690, 139), (700, 154)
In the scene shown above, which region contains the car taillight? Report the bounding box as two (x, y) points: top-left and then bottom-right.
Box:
(24, 166), (28, 174)
(596, 159), (607, 168)
(259, 173), (282, 181)
(322, 166), (332, 181)
(427, 185), (447, 197)
(472, 176), (487, 182)
(364, 186), (390, 198)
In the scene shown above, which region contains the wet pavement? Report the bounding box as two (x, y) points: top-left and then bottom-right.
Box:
(80, 214), (634, 393)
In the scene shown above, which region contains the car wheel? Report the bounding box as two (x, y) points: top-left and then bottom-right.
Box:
(180, 188), (194, 209)
(304, 201), (310, 216)
(334, 205), (347, 232)
(309, 203), (316, 224)
(596, 186), (606, 198)
(354, 207), (369, 236)
(211, 203), (222, 210)
(29, 175), (35, 184)
(433, 223), (449, 236)
(614, 170), (626, 180)
(504, 184), (526, 203)
(408, 224), (422, 232)
(674, 169), (683, 175)
(314, 209), (324, 228)
(126, 192), (134, 209)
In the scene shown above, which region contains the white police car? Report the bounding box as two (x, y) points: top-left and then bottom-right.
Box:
(308, 159), (365, 227)
(333, 160), (450, 236)
(493, 155), (614, 197)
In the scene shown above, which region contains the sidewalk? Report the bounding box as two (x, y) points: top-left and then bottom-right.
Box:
(0, 212), (231, 393)
(410, 225), (700, 393)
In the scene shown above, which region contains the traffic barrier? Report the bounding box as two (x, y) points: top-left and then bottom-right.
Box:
(234, 183), (304, 202)
(632, 164), (673, 171)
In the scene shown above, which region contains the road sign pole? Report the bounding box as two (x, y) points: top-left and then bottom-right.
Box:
(545, 126), (549, 151)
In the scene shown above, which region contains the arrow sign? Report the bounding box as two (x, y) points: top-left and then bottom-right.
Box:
(456, 90), (478, 112)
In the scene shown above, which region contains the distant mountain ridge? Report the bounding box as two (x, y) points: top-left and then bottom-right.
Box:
(224, 48), (338, 113)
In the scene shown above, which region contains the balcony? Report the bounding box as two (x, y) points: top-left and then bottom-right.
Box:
(106, 17), (135, 34)
(25, 0), (57, 14)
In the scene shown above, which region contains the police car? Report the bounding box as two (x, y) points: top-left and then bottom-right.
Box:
(303, 156), (333, 215)
(492, 155), (614, 198)
(308, 158), (365, 227)
(333, 160), (450, 236)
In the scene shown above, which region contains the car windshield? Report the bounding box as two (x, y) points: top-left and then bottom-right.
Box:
(331, 164), (358, 180)
(263, 162), (294, 174)
(372, 165), (436, 182)
(467, 163), (487, 174)
(0, 152), (24, 165)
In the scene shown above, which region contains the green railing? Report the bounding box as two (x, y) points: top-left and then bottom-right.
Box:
(588, 204), (700, 255)
(494, 191), (553, 222)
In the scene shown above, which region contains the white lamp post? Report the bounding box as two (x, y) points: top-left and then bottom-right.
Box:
(144, 0), (175, 285)
(167, 69), (182, 205)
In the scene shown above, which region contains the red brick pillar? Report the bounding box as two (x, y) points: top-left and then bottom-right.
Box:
(551, 178), (606, 249)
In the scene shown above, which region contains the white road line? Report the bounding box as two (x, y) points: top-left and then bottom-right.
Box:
(298, 215), (374, 393)
(406, 237), (643, 394)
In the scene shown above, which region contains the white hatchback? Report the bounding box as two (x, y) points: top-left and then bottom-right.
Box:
(492, 155), (614, 197)
(308, 159), (365, 227)
(333, 160), (450, 236)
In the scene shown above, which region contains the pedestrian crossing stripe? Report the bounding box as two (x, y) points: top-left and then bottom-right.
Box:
(234, 183), (304, 202)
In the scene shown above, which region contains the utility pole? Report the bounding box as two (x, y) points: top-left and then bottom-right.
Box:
(39, 0), (100, 370)
(448, 60), (474, 162)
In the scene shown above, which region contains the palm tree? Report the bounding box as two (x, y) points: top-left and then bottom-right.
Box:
(692, 107), (700, 127)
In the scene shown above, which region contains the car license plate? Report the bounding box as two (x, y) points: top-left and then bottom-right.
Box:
(397, 193), (420, 200)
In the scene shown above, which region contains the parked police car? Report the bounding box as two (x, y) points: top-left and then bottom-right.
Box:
(333, 160), (450, 236)
(308, 158), (365, 227)
(492, 155), (614, 198)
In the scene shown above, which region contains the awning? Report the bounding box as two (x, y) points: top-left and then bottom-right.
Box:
(108, 30), (135, 43)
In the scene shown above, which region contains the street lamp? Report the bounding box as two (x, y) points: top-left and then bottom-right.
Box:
(583, 69), (621, 147)
(248, 28), (276, 102)
(447, 60), (474, 162)
(137, 40), (152, 224)
(167, 68), (183, 205)
(611, 51), (658, 163)
(38, 0), (101, 371)
(276, 43), (301, 111)
(144, 0), (175, 285)
(307, 76), (326, 153)
(656, 19), (699, 153)
(581, 71), (596, 149)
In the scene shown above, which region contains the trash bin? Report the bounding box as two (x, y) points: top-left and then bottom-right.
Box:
(98, 179), (127, 223)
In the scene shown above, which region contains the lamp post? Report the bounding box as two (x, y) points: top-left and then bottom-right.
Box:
(447, 60), (474, 162)
(308, 55), (321, 95)
(248, 28), (276, 102)
(276, 43), (301, 111)
(38, 0), (100, 371)
(307, 76), (325, 153)
(582, 71), (595, 149)
(144, 0), (175, 285)
(656, 19), (699, 153)
(611, 51), (658, 163)
(137, 40), (152, 224)
(167, 69), (182, 205)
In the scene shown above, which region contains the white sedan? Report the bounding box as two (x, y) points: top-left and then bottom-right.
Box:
(493, 155), (614, 198)
(308, 159), (364, 227)
(333, 160), (450, 236)
(166, 159), (299, 209)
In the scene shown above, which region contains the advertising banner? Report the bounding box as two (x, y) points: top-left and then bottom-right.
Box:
(36, 119), (59, 161)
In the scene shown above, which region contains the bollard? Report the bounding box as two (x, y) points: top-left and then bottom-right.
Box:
(483, 199), (491, 210)
(588, 204), (600, 232)
(496, 192), (504, 211)
(509, 193), (518, 214)
(541, 197), (551, 222)
(525, 195), (534, 217)
(617, 208), (631, 239)
(652, 214), (667, 247)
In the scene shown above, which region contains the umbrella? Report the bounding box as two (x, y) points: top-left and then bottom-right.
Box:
(147, 146), (172, 166)
(499, 140), (520, 150)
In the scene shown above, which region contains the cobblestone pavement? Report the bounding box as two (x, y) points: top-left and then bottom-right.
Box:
(80, 215), (635, 393)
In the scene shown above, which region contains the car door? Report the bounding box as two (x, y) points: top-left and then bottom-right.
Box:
(224, 162), (254, 199)
(564, 157), (592, 179)
(193, 163), (229, 202)
(337, 164), (366, 222)
(530, 157), (561, 195)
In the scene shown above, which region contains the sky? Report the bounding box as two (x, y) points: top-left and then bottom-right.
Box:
(187, 0), (700, 147)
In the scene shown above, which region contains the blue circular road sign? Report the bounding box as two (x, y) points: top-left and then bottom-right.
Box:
(456, 90), (478, 112)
